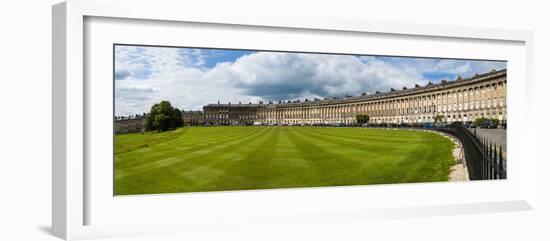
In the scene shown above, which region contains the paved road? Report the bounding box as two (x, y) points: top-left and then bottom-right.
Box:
(468, 128), (507, 152)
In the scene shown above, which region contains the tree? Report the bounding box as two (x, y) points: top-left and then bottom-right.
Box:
(172, 108), (183, 127)
(356, 114), (370, 125)
(433, 115), (444, 123)
(474, 117), (499, 128)
(145, 100), (183, 132)
(474, 117), (487, 127)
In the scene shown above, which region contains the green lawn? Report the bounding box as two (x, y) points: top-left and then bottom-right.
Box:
(115, 126), (456, 195)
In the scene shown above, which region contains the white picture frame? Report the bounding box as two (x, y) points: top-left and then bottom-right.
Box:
(52, 0), (535, 240)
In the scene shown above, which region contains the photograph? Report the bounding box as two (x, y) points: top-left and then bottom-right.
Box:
(3, 0), (546, 240)
(113, 44), (507, 195)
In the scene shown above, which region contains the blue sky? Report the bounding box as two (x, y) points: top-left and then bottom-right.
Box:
(114, 45), (506, 116)
(197, 49), (255, 68)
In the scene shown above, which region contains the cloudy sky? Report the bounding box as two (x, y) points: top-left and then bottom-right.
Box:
(114, 45), (506, 116)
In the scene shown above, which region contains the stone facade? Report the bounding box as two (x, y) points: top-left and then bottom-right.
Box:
(182, 110), (205, 126)
(114, 114), (146, 134)
(198, 69), (507, 126)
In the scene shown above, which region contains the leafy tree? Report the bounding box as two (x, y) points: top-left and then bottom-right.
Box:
(474, 117), (499, 127)
(173, 108), (183, 127)
(356, 114), (370, 125)
(145, 100), (183, 132)
(433, 115), (444, 123)
(474, 117), (487, 127)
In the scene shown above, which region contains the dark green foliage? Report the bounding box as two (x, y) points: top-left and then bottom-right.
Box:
(145, 100), (183, 132)
(474, 117), (485, 126)
(474, 117), (499, 127)
(173, 108), (183, 127)
(433, 115), (444, 123)
(355, 114), (370, 124)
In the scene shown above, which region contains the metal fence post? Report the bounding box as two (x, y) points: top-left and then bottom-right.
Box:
(484, 137), (488, 179)
(492, 143), (497, 179)
(486, 138), (490, 179)
(498, 146), (506, 179)
(488, 140), (493, 179)
(481, 138), (487, 179)
(481, 137), (488, 179)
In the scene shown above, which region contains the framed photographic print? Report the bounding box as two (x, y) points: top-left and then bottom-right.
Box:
(113, 44), (505, 195)
(52, 0), (535, 240)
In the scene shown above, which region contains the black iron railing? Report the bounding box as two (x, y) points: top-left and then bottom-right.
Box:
(434, 126), (506, 180)
(477, 132), (507, 180)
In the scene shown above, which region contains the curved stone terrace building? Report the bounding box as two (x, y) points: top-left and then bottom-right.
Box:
(199, 69), (506, 126)
(114, 114), (147, 134)
(182, 110), (205, 126)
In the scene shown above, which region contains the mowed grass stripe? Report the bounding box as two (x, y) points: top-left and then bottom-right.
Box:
(301, 127), (426, 145)
(115, 127), (278, 194)
(207, 127), (326, 189)
(115, 126), (456, 195)
(115, 127), (190, 154)
(116, 126), (265, 170)
(291, 128), (417, 164)
(288, 127), (413, 184)
(262, 128), (325, 188)
(116, 128), (280, 194)
(290, 127), (454, 183)
(115, 127), (271, 179)
(395, 133), (455, 182)
(285, 128), (365, 186)
(203, 127), (282, 191)
(117, 126), (261, 164)
(294, 127), (447, 161)
(168, 127), (280, 192)
(306, 127), (455, 180)
(291, 127), (408, 155)
(310, 127), (429, 143)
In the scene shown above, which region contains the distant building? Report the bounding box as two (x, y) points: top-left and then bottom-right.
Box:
(114, 114), (146, 134)
(202, 69), (507, 126)
(182, 110), (205, 126)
